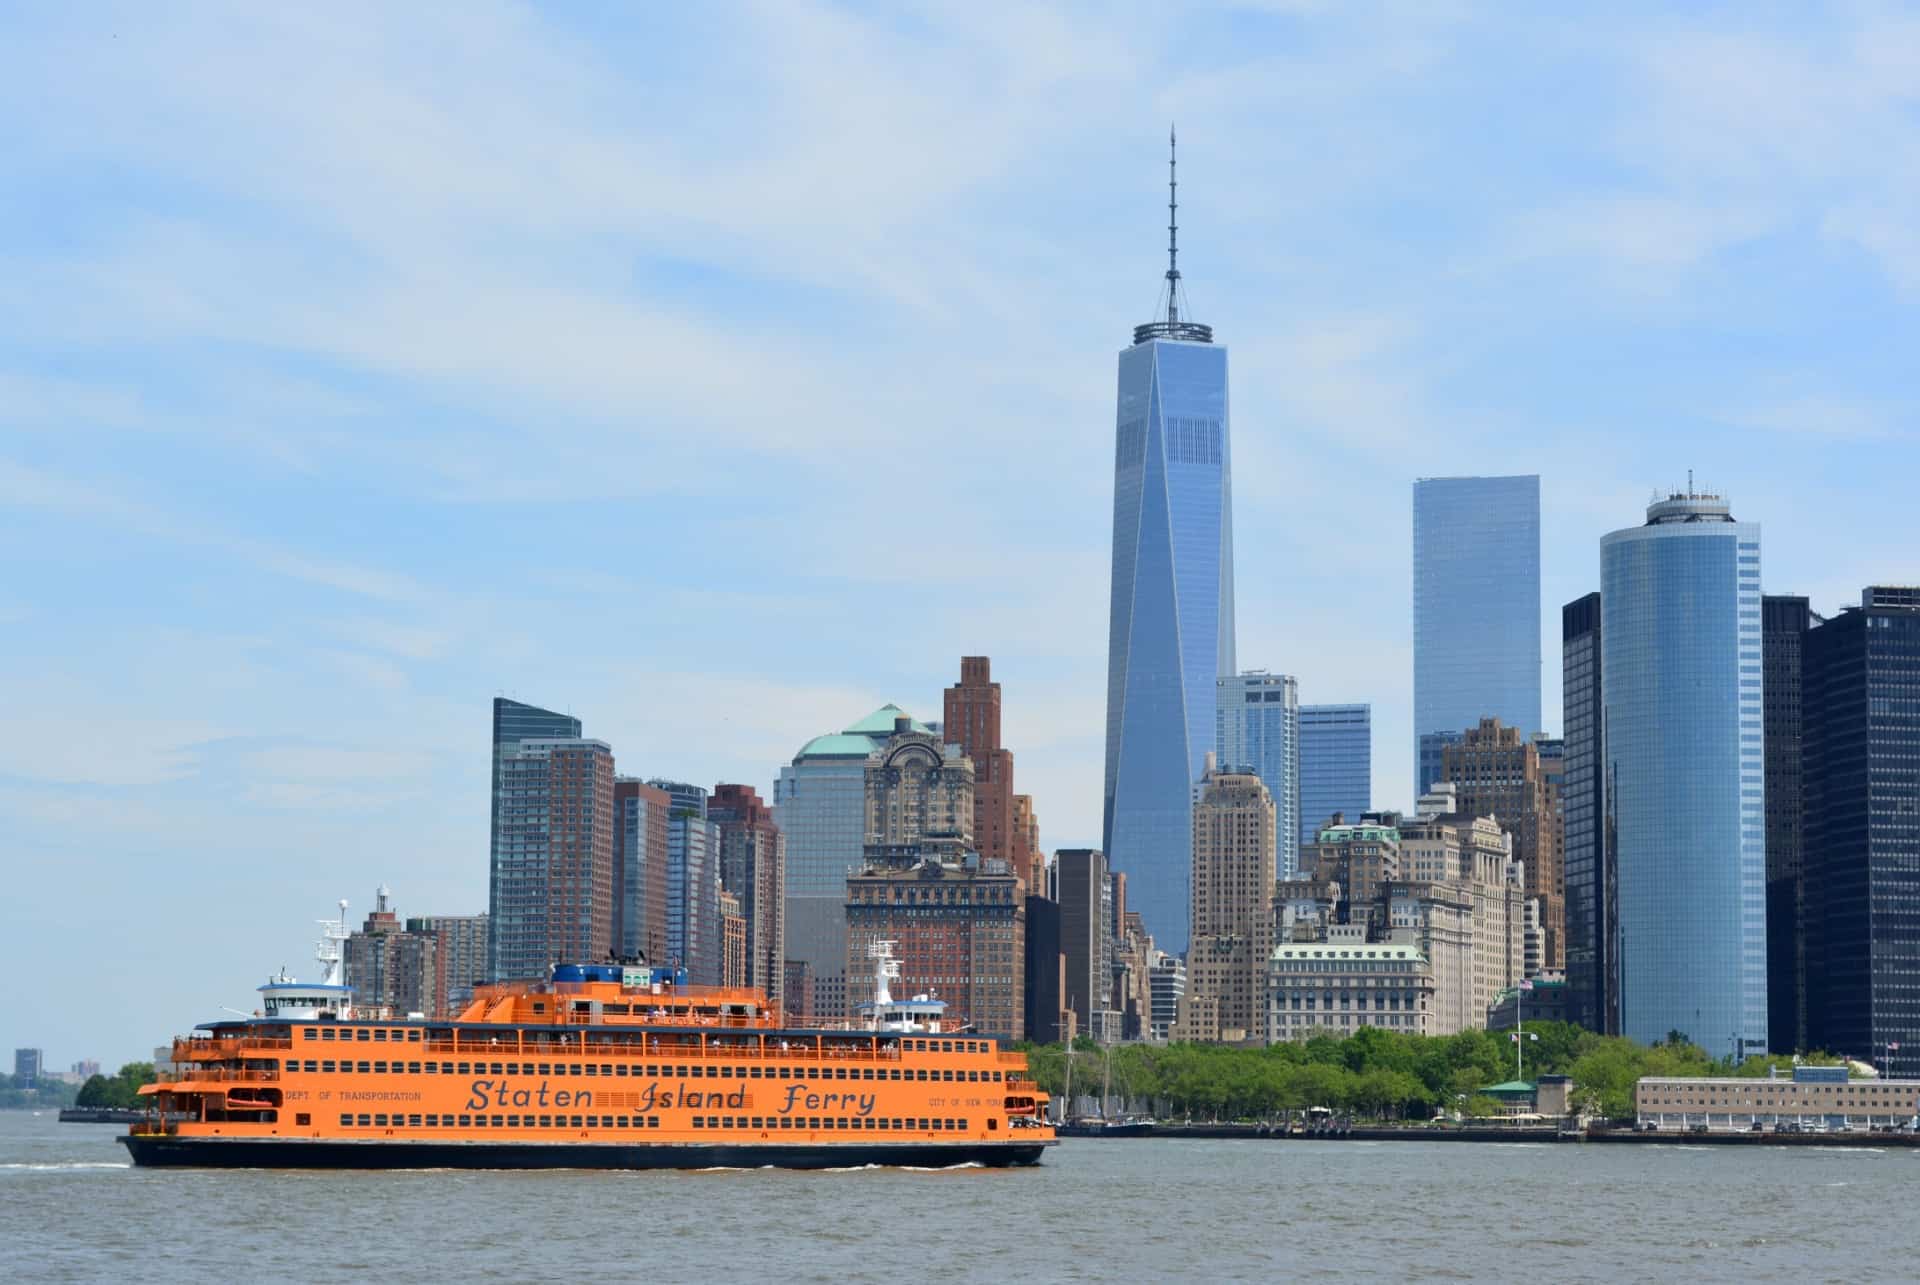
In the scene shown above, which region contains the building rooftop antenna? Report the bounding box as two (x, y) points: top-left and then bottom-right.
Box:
(1134, 124), (1213, 346)
(1167, 124), (1180, 325)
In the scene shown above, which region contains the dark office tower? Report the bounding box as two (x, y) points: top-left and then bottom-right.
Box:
(1055, 849), (1113, 1037)
(1763, 595), (1811, 1053)
(1103, 133), (1236, 954)
(488, 697), (583, 980)
(1024, 894), (1065, 1044)
(945, 657), (1016, 877)
(613, 778), (671, 966)
(1412, 475), (1543, 794)
(1804, 588), (1920, 1068)
(1562, 592), (1613, 1033)
(708, 783), (787, 999)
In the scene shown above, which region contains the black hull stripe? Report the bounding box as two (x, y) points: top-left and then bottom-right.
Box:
(119, 1136), (1051, 1171)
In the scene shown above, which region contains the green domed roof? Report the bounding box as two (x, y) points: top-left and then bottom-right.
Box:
(841, 704), (930, 736)
(791, 704), (932, 763)
(794, 732), (882, 760)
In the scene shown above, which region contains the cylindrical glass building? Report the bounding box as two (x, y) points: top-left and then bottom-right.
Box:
(1601, 491), (1767, 1056)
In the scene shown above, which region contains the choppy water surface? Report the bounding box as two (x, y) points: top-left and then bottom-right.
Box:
(4, 1111), (1916, 1282)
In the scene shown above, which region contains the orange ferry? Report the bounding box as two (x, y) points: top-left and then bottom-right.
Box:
(123, 937), (1054, 1170)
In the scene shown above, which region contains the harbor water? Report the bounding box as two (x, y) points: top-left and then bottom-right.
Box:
(4, 1110), (1915, 1282)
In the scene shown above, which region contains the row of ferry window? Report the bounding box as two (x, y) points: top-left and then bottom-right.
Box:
(291, 1058), (1005, 1083)
(300, 1028), (994, 1056)
(335, 1112), (971, 1132)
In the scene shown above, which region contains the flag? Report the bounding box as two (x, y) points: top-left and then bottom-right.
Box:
(1519, 979), (1535, 991)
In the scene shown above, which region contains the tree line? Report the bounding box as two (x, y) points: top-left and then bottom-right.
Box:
(1017, 1027), (1847, 1121)
(74, 1062), (157, 1110)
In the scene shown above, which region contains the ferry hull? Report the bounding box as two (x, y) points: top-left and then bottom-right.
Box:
(120, 1134), (1051, 1171)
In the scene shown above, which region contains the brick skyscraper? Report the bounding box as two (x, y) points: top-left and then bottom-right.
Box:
(945, 657), (1017, 878)
(708, 783), (787, 1000)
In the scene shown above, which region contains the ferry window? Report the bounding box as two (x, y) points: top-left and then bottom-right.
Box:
(374, 1114), (388, 1127)
(918, 1118), (930, 1130)
(456, 1062), (470, 1075)
(490, 1063), (503, 1076)
(459, 1115), (473, 1128)
(616, 1065), (628, 1077)
(649, 1116), (660, 1128)
(322, 1029), (335, 1041)
(489, 1115), (503, 1128)
(303, 1060), (317, 1072)
(748, 1067), (760, 1079)
(808, 1117), (821, 1130)
(356, 1113), (371, 1126)
(356, 1030), (370, 1042)
(538, 1115), (552, 1128)
(407, 1114), (422, 1127)
(374, 1061), (388, 1075)
(942, 1071), (954, 1082)
(506, 1062), (520, 1076)
(321, 1060), (335, 1073)
(302, 1029), (315, 1041)
(692, 1117), (704, 1129)
(536, 1063), (550, 1075)
(584, 1065), (597, 1078)
(407, 1030), (420, 1042)
(424, 1063), (437, 1075)
(569, 1065), (583, 1077)
(407, 1062), (421, 1074)
(583, 1116), (594, 1128)
(340, 1113), (353, 1126)
(374, 1030), (387, 1043)
(356, 1061), (371, 1074)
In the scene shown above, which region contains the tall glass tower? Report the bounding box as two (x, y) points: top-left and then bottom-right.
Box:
(1216, 672), (1299, 878)
(1299, 704), (1371, 850)
(1412, 475), (1542, 794)
(1601, 489), (1766, 1055)
(1103, 131), (1236, 955)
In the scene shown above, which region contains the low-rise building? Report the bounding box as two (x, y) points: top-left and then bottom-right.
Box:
(1486, 977), (1570, 1030)
(1266, 924), (1436, 1040)
(1635, 1065), (1920, 1132)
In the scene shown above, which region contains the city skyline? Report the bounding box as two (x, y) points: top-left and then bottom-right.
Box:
(6, 5), (1920, 1064)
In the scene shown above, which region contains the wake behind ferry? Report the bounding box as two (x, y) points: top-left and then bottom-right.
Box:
(122, 921), (1053, 1170)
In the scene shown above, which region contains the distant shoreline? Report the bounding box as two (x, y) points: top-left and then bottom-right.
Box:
(1058, 1122), (1918, 1148)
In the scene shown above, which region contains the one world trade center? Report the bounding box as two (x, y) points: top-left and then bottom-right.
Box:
(1102, 131), (1236, 954)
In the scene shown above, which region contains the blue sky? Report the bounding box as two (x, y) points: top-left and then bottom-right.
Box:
(4, 3), (1918, 1066)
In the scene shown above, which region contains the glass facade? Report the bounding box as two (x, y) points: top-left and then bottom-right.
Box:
(1601, 495), (1765, 1054)
(1804, 588), (1920, 1067)
(1103, 336), (1235, 954)
(773, 705), (929, 1014)
(488, 697), (586, 983)
(1216, 672), (1300, 877)
(1299, 704), (1371, 849)
(1413, 476), (1542, 793)
(1561, 592), (1612, 1033)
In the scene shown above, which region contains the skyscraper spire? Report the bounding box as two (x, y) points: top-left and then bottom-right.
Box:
(1167, 124), (1180, 324)
(1134, 126), (1213, 345)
